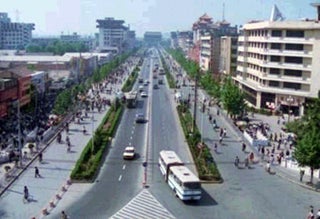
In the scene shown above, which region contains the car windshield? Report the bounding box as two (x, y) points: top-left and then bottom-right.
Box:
(125, 149), (134, 153)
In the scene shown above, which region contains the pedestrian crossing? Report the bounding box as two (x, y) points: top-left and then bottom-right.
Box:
(110, 189), (176, 219)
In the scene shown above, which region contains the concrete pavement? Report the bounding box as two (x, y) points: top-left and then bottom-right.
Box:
(162, 48), (320, 192)
(0, 58), (138, 219)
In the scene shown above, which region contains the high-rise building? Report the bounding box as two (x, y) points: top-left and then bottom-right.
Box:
(96, 17), (131, 53)
(234, 20), (320, 116)
(0, 12), (35, 49)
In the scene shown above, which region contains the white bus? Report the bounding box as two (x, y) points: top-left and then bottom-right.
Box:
(125, 91), (138, 108)
(168, 166), (202, 201)
(159, 150), (202, 201)
(159, 150), (183, 180)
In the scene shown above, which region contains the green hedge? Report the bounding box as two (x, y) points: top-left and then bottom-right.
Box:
(177, 104), (221, 181)
(121, 66), (139, 92)
(160, 55), (175, 88)
(70, 105), (124, 181)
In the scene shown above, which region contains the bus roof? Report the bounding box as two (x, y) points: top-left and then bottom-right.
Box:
(169, 166), (200, 183)
(159, 150), (183, 166)
(125, 91), (137, 99)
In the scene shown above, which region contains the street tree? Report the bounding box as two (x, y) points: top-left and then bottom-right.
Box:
(292, 96), (320, 184)
(220, 77), (246, 118)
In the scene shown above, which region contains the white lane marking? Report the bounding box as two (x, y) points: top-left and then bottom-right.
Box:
(128, 142), (131, 146)
(130, 136), (133, 140)
(132, 130), (134, 134)
(123, 165), (126, 170)
(118, 175), (122, 181)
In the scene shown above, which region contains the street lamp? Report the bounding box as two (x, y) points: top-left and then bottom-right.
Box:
(12, 100), (23, 167)
(287, 96), (294, 122)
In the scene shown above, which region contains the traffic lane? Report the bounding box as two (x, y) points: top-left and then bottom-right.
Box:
(152, 84), (193, 163)
(66, 100), (148, 217)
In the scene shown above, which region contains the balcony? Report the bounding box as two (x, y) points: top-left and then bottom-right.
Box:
(263, 49), (312, 57)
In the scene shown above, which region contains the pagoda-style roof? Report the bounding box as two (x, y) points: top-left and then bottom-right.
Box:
(200, 13), (212, 20)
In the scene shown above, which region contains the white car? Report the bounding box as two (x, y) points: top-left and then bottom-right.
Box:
(141, 91), (148, 97)
(123, 146), (135, 160)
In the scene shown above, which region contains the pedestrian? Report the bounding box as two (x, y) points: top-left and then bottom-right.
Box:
(244, 158), (249, 168)
(249, 152), (254, 163)
(316, 209), (320, 219)
(209, 115), (212, 123)
(214, 143), (218, 153)
(242, 143), (246, 152)
(23, 186), (29, 203)
(38, 152), (43, 163)
(61, 210), (68, 219)
(307, 208), (315, 219)
(219, 136), (223, 144)
(223, 128), (227, 138)
(35, 167), (41, 178)
(300, 169), (305, 182)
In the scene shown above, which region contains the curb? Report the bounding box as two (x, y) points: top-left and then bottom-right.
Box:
(36, 178), (72, 218)
(274, 166), (320, 193)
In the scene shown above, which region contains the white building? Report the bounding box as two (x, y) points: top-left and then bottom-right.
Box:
(96, 17), (132, 53)
(235, 20), (320, 116)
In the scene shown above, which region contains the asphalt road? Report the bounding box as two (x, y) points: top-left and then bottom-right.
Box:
(64, 56), (152, 218)
(64, 49), (320, 219)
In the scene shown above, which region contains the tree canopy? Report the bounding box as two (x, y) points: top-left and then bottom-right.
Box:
(26, 40), (89, 55)
(220, 77), (246, 118)
(292, 96), (320, 184)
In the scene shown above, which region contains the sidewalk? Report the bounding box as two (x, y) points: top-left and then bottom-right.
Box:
(0, 58), (138, 219)
(163, 49), (320, 191)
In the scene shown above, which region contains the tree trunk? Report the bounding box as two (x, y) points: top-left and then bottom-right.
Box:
(310, 167), (314, 184)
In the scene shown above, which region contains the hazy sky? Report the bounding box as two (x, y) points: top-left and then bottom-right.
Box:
(0, 0), (318, 37)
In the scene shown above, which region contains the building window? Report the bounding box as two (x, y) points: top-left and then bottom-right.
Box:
(284, 56), (303, 64)
(286, 30), (304, 38)
(271, 43), (281, 49)
(269, 68), (280, 75)
(283, 82), (301, 90)
(284, 69), (302, 77)
(269, 81), (280, 87)
(270, 56), (281, 62)
(271, 30), (282, 37)
(285, 44), (303, 51)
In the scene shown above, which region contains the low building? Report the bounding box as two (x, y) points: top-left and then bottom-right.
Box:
(0, 77), (18, 117)
(144, 32), (162, 46)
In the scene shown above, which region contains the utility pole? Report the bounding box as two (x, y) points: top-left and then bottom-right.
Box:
(17, 100), (22, 167)
(192, 74), (198, 134)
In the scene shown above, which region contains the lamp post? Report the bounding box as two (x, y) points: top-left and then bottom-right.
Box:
(287, 96), (294, 122)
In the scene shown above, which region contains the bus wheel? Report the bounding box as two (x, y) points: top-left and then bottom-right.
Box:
(173, 189), (178, 198)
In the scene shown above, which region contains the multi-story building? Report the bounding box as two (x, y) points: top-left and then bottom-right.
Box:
(0, 12), (35, 49)
(177, 31), (193, 54)
(96, 17), (130, 53)
(189, 14), (213, 63)
(220, 36), (238, 76)
(199, 21), (237, 77)
(235, 19), (320, 116)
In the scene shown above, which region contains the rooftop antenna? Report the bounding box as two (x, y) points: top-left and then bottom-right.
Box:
(222, 2), (225, 21)
(15, 9), (20, 22)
